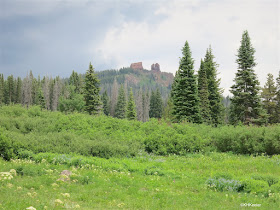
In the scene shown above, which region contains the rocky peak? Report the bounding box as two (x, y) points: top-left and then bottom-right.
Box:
(130, 62), (143, 70)
(151, 63), (160, 72)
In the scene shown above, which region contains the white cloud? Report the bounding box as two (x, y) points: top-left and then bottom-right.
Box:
(94, 0), (279, 96)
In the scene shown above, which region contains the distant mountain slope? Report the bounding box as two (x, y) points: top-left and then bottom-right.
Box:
(97, 67), (174, 99)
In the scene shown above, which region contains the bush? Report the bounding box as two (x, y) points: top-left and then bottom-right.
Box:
(206, 177), (242, 192)
(241, 179), (269, 194)
(0, 129), (16, 160)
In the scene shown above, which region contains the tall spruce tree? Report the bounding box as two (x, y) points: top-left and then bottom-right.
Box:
(171, 41), (201, 123)
(15, 77), (22, 104)
(149, 89), (163, 118)
(203, 47), (223, 125)
(6, 75), (14, 104)
(230, 30), (265, 125)
(101, 90), (110, 116)
(84, 62), (101, 115)
(127, 88), (137, 120)
(261, 73), (277, 123)
(197, 59), (211, 123)
(115, 85), (126, 119)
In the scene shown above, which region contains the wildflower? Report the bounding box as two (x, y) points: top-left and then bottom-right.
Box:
(61, 193), (70, 198)
(17, 186), (22, 190)
(117, 203), (125, 208)
(26, 206), (36, 210)
(75, 204), (80, 208)
(51, 183), (59, 187)
(9, 169), (16, 176)
(7, 183), (13, 188)
(27, 192), (32, 197)
(55, 199), (63, 205)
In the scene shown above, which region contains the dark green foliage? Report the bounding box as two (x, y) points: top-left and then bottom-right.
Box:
(171, 41), (201, 123)
(162, 96), (174, 121)
(115, 85), (126, 119)
(6, 75), (15, 104)
(261, 73), (277, 123)
(149, 89), (163, 119)
(230, 30), (265, 125)
(69, 70), (83, 93)
(84, 62), (101, 115)
(15, 77), (22, 104)
(127, 88), (137, 120)
(59, 85), (85, 113)
(203, 47), (224, 125)
(0, 128), (16, 160)
(198, 59), (211, 123)
(101, 90), (110, 116)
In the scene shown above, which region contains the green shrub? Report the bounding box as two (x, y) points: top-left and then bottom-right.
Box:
(0, 129), (16, 160)
(241, 179), (269, 194)
(251, 174), (279, 186)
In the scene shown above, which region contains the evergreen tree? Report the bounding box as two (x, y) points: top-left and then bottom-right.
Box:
(163, 96), (174, 120)
(101, 90), (110, 116)
(197, 59), (211, 123)
(276, 71), (280, 123)
(203, 47), (223, 125)
(0, 74), (4, 105)
(37, 86), (45, 110)
(84, 62), (101, 115)
(69, 70), (83, 93)
(127, 88), (137, 120)
(171, 41), (201, 123)
(149, 89), (163, 118)
(261, 73), (277, 123)
(15, 77), (22, 104)
(115, 85), (126, 119)
(6, 75), (14, 104)
(230, 30), (265, 125)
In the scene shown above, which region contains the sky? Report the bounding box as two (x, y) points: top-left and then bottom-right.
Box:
(0, 0), (279, 96)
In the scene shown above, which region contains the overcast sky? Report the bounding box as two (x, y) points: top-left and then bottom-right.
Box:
(0, 0), (279, 95)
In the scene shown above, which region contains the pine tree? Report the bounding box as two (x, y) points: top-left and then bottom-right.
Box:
(197, 59), (211, 123)
(15, 77), (22, 104)
(203, 47), (223, 125)
(149, 89), (163, 119)
(276, 71), (280, 123)
(84, 62), (101, 115)
(69, 70), (83, 93)
(101, 90), (110, 116)
(230, 30), (265, 125)
(261, 73), (277, 123)
(6, 75), (14, 104)
(115, 85), (126, 119)
(127, 88), (137, 120)
(171, 41), (201, 123)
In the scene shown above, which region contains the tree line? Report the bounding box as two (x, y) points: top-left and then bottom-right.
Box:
(0, 30), (279, 125)
(170, 30), (280, 125)
(0, 64), (164, 122)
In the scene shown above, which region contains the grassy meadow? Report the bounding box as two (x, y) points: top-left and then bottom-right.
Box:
(0, 105), (280, 209)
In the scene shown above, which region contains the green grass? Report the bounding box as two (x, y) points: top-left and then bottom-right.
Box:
(0, 152), (280, 209)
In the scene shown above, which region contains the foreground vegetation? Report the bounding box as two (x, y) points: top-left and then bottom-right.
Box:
(1, 152), (280, 209)
(1, 105), (280, 161)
